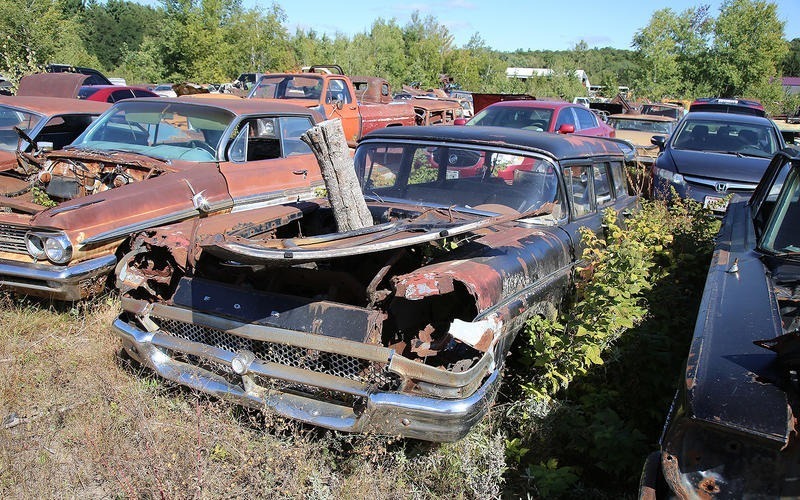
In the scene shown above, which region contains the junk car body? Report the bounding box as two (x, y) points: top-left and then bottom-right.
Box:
(0, 97), (323, 300)
(641, 147), (800, 498)
(112, 126), (638, 441)
(0, 96), (110, 170)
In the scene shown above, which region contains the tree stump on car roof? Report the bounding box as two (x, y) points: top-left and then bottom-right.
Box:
(300, 118), (373, 232)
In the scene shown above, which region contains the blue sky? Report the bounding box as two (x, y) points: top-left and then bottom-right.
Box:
(273, 0), (800, 52)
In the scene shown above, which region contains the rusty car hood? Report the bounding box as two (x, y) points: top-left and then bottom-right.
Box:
(198, 203), (542, 264)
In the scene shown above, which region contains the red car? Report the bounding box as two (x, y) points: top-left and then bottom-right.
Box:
(77, 85), (158, 103)
(464, 100), (615, 137)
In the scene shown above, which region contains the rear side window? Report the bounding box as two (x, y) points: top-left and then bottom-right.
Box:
(610, 161), (628, 197)
(563, 165), (594, 217)
(574, 107), (598, 130)
(110, 90), (135, 102)
(593, 163), (614, 208)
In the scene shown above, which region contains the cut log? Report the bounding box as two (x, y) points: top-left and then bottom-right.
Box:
(300, 118), (373, 232)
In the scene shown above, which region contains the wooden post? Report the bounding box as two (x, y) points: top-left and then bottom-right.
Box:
(300, 119), (373, 232)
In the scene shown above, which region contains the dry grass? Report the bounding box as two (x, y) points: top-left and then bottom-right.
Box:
(0, 293), (506, 499)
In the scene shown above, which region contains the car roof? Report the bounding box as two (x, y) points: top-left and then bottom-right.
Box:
(119, 97), (322, 119)
(689, 97), (765, 116)
(681, 111), (774, 125)
(80, 85), (151, 91)
(483, 99), (572, 111)
(360, 125), (629, 161)
(0, 95), (111, 115)
(609, 113), (675, 122)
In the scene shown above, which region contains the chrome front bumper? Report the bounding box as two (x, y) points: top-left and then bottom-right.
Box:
(0, 254), (117, 300)
(112, 315), (501, 442)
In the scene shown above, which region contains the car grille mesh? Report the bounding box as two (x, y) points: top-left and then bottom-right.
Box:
(0, 224), (29, 254)
(152, 316), (400, 390)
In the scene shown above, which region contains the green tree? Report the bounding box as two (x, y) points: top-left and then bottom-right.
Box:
(782, 38), (800, 76)
(712, 0), (788, 97)
(632, 8), (688, 98)
(403, 12), (453, 88)
(0, 0), (98, 85)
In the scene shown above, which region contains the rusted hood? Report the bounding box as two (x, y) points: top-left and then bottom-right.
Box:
(197, 204), (518, 264)
(16, 73), (86, 98)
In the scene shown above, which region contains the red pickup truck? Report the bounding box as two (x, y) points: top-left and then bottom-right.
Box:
(248, 66), (416, 146)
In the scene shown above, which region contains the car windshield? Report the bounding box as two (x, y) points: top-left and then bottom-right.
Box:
(608, 118), (674, 134)
(0, 106), (43, 152)
(466, 105), (553, 130)
(154, 85), (173, 91)
(671, 119), (779, 157)
(640, 105), (682, 120)
(355, 141), (564, 217)
(759, 165), (800, 255)
(249, 75), (324, 100)
(72, 100), (234, 161)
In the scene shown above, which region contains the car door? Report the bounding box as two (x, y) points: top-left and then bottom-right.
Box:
(220, 115), (321, 211)
(557, 160), (619, 259)
(324, 78), (360, 143)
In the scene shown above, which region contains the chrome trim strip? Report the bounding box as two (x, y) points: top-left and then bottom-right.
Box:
(683, 175), (757, 191)
(80, 201), (232, 247)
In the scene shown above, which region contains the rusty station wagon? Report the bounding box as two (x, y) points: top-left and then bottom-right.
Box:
(0, 97), (323, 300)
(112, 126), (637, 441)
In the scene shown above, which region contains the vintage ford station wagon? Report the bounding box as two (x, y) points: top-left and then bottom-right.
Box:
(113, 126), (637, 441)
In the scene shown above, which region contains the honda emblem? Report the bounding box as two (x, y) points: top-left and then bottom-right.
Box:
(715, 182), (728, 193)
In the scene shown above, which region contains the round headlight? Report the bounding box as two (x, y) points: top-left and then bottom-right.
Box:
(25, 233), (46, 260)
(43, 234), (72, 264)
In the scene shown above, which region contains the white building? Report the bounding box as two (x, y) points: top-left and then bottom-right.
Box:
(505, 68), (591, 90)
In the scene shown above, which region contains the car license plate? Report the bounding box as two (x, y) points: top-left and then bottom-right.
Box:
(703, 195), (729, 212)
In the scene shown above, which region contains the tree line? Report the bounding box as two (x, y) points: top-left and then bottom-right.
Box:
(2, 0), (799, 113)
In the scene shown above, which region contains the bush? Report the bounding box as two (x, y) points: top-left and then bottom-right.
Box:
(502, 197), (720, 497)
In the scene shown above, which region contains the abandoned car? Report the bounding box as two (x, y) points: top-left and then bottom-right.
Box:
(0, 96), (110, 170)
(0, 97), (323, 300)
(112, 126), (638, 441)
(641, 147), (800, 498)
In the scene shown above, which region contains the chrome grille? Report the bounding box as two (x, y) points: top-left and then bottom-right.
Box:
(152, 316), (400, 389)
(0, 224), (29, 254)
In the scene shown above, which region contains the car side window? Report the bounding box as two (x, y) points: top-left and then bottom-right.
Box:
(593, 163), (614, 207)
(563, 165), (594, 217)
(228, 117), (282, 162)
(279, 116), (313, 156)
(574, 107), (598, 130)
(132, 89), (154, 98)
(610, 161), (628, 197)
(555, 108), (576, 131)
(110, 90), (134, 103)
(328, 79), (352, 104)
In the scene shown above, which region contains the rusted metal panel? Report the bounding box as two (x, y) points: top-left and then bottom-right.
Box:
(16, 73), (87, 98)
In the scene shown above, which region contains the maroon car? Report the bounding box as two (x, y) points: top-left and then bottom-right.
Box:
(77, 85), (158, 103)
(465, 100), (616, 137)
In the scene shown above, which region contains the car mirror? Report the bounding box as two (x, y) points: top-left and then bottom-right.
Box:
(454, 118), (467, 126)
(651, 135), (666, 150)
(558, 124), (575, 134)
